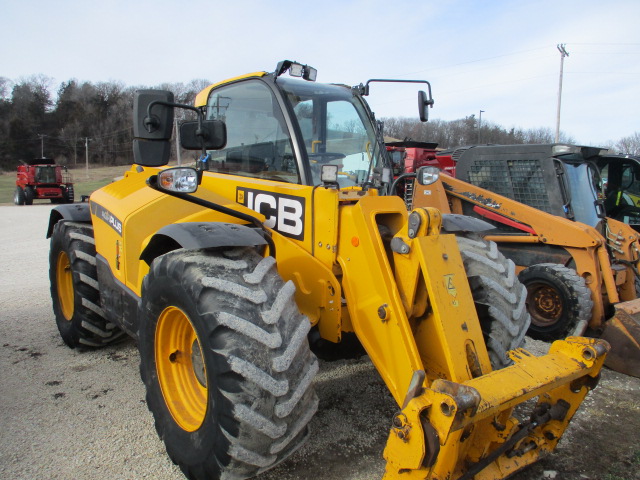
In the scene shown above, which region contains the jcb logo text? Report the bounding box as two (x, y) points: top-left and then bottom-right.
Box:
(237, 188), (305, 240)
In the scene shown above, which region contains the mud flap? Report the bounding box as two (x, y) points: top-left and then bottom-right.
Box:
(601, 299), (640, 378)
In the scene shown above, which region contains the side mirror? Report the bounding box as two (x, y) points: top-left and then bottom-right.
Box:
(418, 90), (434, 122)
(133, 90), (174, 140)
(133, 90), (174, 167)
(180, 120), (227, 150)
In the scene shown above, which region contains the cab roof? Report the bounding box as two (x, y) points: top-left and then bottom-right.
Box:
(194, 71), (268, 107)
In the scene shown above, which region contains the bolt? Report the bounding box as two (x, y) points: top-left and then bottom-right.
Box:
(401, 245), (409, 254)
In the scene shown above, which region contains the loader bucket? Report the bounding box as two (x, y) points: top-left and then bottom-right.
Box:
(383, 337), (609, 480)
(600, 299), (640, 378)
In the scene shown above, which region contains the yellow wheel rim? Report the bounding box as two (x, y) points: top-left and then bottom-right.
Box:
(56, 251), (74, 321)
(155, 306), (208, 432)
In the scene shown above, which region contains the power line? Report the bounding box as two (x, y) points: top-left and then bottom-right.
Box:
(394, 45), (555, 78)
(569, 42), (640, 46)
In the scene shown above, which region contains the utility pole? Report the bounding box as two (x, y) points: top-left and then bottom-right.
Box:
(478, 110), (485, 143)
(84, 137), (91, 179)
(555, 44), (569, 143)
(37, 134), (47, 158)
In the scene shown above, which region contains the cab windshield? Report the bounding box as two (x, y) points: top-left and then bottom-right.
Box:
(277, 78), (383, 187)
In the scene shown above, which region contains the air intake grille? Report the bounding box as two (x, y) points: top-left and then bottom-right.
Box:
(467, 159), (552, 213)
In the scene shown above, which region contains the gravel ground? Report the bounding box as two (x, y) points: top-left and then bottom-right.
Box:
(1, 203), (638, 480)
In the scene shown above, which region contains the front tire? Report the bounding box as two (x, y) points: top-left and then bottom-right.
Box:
(456, 234), (531, 369)
(49, 221), (125, 348)
(519, 263), (593, 341)
(139, 248), (319, 480)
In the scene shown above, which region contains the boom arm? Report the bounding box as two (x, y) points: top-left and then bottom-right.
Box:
(333, 195), (608, 478)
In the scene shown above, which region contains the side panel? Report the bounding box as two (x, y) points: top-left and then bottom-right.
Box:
(89, 166), (265, 296)
(90, 164), (341, 333)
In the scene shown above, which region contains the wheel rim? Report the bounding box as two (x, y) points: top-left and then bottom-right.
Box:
(527, 283), (563, 327)
(56, 251), (74, 320)
(155, 306), (208, 432)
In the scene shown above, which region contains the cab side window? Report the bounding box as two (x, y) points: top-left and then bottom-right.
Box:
(622, 163), (640, 196)
(206, 81), (300, 183)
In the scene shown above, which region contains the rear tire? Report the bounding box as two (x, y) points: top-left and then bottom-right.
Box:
(518, 263), (593, 341)
(49, 221), (125, 348)
(14, 187), (25, 205)
(139, 248), (319, 480)
(456, 234), (531, 369)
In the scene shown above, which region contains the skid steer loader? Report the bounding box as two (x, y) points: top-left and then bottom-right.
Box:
(47, 61), (607, 480)
(407, 163), (640, 377)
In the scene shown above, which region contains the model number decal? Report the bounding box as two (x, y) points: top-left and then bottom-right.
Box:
(237, 188), (305, 240)
(90, 201), (123, 236)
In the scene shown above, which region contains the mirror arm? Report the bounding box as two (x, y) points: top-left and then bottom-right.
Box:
(146, 100), (210, 153)
(146, 100), (203, 131)
(363, 79), (434, 99)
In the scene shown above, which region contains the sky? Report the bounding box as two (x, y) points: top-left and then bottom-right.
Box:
(1, 0), (639, 146)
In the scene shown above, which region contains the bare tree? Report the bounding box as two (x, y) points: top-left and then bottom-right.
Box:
(614, 132), (640, 155)
(0, 77), (12, 100)
(382, 116), (574, 150)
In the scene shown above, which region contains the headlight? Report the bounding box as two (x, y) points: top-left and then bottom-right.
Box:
(417, 166), (440, 186)
(157, 167), (199, 193)
(320, 164), (339, 184)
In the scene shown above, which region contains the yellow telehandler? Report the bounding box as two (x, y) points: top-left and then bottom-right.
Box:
(47, 61), (607, 479)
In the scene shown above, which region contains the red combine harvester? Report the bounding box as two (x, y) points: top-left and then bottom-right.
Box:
(14, 158), (74, 205)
